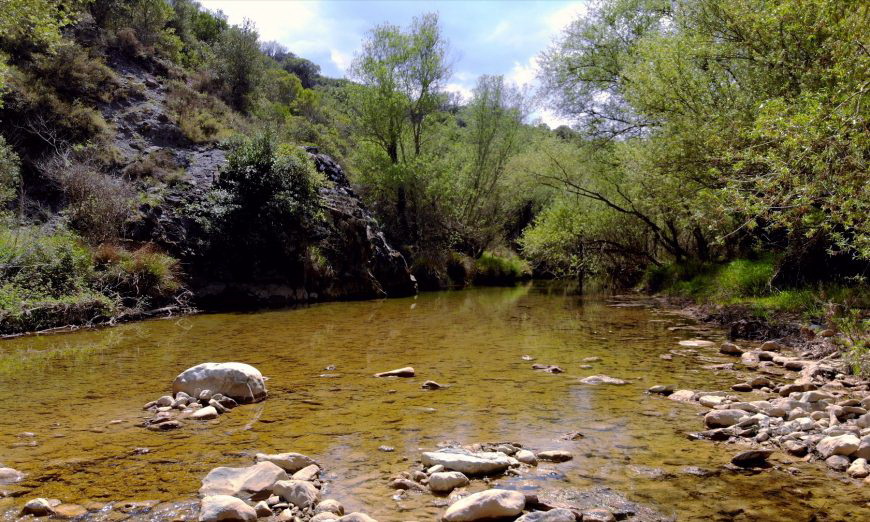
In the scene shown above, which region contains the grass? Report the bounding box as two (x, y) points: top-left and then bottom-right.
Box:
(648, 255), (869, 318)
(473, 251), (532, 286)
(0, 227), (183, 335)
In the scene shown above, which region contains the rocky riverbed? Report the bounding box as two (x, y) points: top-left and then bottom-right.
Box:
(1, 286), (868, 520)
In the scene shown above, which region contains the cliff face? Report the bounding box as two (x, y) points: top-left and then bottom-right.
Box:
(106, 58), (416, 309)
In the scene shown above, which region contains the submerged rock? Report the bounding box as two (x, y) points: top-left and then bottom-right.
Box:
(374, 367), (415, 378)
(579, 375), (626, 385)
(516, 508), (577, 522)
(199, 495), (257, 522)
(200, 462), (288, 498)
(536, 450), (574, 462)
(441, 489), (525, 521)
(731, 450), (774, 467)
(0, 467), (24, 484)
(421, 380), (445, 390)
(173, 362), (267, 403)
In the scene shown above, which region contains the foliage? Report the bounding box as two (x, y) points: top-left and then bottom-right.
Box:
(196, 133), (325, 278)
(473, 251), (531, 285)
(535, 0), (870, 281)
(210, 19), (263, 111)
(0, 136), (19, 213)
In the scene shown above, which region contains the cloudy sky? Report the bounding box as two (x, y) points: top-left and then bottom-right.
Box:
(198, 0), (588, 127)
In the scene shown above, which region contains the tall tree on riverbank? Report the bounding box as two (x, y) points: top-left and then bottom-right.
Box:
(527, 0), (869, 283)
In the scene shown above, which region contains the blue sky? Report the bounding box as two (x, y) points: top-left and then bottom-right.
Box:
(198, 0), (588, 126)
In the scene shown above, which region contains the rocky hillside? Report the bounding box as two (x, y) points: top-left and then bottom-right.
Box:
(107, 57), (416, 308)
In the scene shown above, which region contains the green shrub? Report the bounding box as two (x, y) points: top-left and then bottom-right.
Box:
(95, 244), (181, 302)
(473, 251), (531, 285)
(166, 80), (236, 143)
(194, 133), (325, 279)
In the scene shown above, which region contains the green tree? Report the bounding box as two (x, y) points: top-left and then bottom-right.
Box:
(211, 19), (263, 112)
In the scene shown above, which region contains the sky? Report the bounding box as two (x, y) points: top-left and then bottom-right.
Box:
(198, 0), (589, 127)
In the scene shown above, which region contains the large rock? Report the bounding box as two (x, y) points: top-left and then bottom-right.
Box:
(0, 467), (24, 484)
(704, 409), (746, 428)
(273, 480), (319, 509)
(428, 471), (470, 494)
(315, 500), (345, 516)
(441, 489), (525, 521)
(817, 434), (860, 459)
(255, 453), (316, 473)
(199, 495), (257, 522)
(421, 449), (513, 476)
(173, 363), (267, 403)
(200, 462), (288, 498)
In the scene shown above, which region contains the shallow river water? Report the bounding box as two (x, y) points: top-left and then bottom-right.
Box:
(1, 283), (868, 521)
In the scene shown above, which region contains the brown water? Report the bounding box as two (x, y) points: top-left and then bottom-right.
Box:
(0, 283), (867, 521)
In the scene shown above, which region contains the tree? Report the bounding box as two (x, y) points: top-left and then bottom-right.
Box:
(211, 19), (263, 112)
(349, 12), (449, 163)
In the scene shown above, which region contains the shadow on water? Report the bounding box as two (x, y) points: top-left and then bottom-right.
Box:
(0, 283), (867, 521)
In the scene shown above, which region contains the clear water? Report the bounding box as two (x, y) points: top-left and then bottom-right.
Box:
(0, 283), (867, 521)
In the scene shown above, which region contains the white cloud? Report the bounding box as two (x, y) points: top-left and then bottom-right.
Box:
(545, 1), (588, 34)
(536, 108), (573, 129)
(484, 19), (512, 42)
(445, 82), (473, 102)
(506, 56), (538, 88)
(330, 49), (353, 73)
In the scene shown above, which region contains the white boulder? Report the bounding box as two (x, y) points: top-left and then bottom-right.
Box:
(173, 363), (267, 403)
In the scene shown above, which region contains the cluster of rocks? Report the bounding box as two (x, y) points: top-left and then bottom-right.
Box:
(386, 443), (628, 521)
(199, 452), (376, 522)
(652, 338), (870, 480)
(142, 362), (268, 431)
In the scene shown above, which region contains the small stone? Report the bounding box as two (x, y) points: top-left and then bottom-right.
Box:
(731, 449), (774, 467)
(391, 478), (425, 491)
(273, 480), (319, 509)
(421, 380), (444, 390)
(254, 501), (273, 518)
(825, 455), (850, 471)
(536, 450), (573, 462)
(0, 467), (24, 484)
(704, 409), (746, 428)
(291, 464), (320, 482)
(761, 341), (784, 351)
(338, 513), (377, 522)
(647, 385), (674, 395)
(255, 453), (316, 473)
(817, 434), (860, 458)
(427, 465), (445, 474)
(749, 376), (773, 388)
(579, 375), (626, 385)
(21, 499), (57, 517)
(515, 449), (537, 465)
(731, 383), (753, 392)
(441, 489), (525, 522)
(315, 499), (344, 516)
(374, 367), (415, 378)
(848, 458), (870, 478)
(199, 495), (257, 522)
(581, 508), (616, 522)
(192, 406), (219, 420)
(720, 342), (743, 356)
(668, 390), (696, 402)
(156, 395), (174, 407)
(428, 471), (469, 494)
(516, 509), (576, 522)
(582, 357), (602, 362)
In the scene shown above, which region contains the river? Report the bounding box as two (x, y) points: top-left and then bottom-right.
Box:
(0, 283), (867, 521)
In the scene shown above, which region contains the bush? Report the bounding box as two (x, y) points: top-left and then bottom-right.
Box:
(95, 243), (181, 302)
(195, 133), (325, 279)
(165, 79), (236, 143)
(473, 251), (531, 285)
(41, 154), (134, 243)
